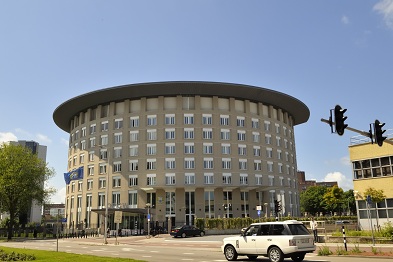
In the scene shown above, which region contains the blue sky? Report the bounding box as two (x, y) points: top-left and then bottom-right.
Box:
(1, 1), (393, 203)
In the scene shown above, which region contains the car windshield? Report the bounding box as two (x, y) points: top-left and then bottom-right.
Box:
(287, 224), (311, 235)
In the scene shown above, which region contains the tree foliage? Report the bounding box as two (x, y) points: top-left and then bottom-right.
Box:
(323, 186), (344, 213)
(0, 143), (55, 240)
(363, 187), (386, 204)
(300, 186), (328, 215)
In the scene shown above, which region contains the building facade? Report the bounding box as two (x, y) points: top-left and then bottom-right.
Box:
(297, 171), (338, 192)
(53, 81), (309, 232)
(349, 134), (393, 230)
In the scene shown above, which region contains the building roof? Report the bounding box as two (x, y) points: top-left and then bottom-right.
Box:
(53, 81), (310, 132)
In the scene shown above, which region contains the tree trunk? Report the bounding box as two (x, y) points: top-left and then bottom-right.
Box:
(7, 212), (14, 241)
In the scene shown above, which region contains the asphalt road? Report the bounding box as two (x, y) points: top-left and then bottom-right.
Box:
(0, 235), (391, 262)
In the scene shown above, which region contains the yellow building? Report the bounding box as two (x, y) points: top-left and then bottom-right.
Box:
(349, 137), (393, 230)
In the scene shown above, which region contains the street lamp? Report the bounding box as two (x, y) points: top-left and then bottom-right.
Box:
(100, 146), (110, 245)
(264, 203), (268, 219)
(146, 203), (151, 238)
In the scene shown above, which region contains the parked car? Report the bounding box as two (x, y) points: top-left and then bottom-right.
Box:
(221, 220), (316, 262)
(170, 225), (205, 238)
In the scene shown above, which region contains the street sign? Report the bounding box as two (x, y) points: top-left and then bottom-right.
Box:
(61, 218), (67, 223)
(366, 195), (372, 205)
(257, 210), (261, 216)
(114, 211), (123, 223)
(147, 213), (151, 221)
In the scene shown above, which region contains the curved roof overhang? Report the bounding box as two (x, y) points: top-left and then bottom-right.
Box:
(53, 81), (310, 133)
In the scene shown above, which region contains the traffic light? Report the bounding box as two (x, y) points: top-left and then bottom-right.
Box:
(334, 105), (348, 136)
(374, 119), (386, 146)
(274, 200), (281, 214)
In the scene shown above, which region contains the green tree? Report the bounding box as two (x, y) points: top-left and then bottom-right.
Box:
(342, 189), (356, 215)
(323, 186), (344, 214)
(300, 186), (328, 216)
(0, 143), (55, 240)
(363, 187), (386, 204)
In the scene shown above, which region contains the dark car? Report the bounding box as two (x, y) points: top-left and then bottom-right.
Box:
(170, 225), (205, 238)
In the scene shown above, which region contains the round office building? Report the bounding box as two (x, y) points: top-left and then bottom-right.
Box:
(53, 81), (309, 233)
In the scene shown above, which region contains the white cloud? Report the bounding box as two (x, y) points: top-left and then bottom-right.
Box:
(36, 133), (52, 144)
(49, 186), (66, 204)
(341, 15), (350, 25)
(0, 132), (18, 143)
(340, 156), (351, 166)
(60, 138), (69, 146)
(374, 0), (393, 29)
(323, 172), (353, 191)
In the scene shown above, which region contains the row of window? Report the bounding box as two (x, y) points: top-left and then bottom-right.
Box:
(71, 114), (293, 143)
(76, 158), (296, 175)
(353, 156), (393, 179)
(67, 173), (298, 194)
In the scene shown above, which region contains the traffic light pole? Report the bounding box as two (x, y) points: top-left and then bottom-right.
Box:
(320, 118), (393, 146)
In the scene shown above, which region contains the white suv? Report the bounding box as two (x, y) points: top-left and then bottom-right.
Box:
(221, 220), (316, 262)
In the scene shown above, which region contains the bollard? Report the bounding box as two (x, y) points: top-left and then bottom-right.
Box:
(342, 225), (347, 251)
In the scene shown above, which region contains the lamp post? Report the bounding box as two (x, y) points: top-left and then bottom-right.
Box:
(101, 146), (110, 245)
(146, 203), (151, 238)
(56, 209), (60, 252)
(264, 203), (268, 219)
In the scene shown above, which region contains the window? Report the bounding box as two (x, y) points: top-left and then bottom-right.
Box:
(90, 124), (96, 135)
(269, 176), (274, 186)
(81, 140), (86, 150)
(267, 148), (273, 158)
(147, 144), (157, 155)
(114, 162), (122, 172)
(87, 179), (93, 190)
(88, 165), (94, 176)
(112, 192), (121, 207)
(128, 190), (138, 208)
(78, 181), (83, 191)
(114, 118), (123, 129)
(203, 143), (213, 154)
(184, 143), (195, 154)
(130, 131), (139, 141)
(165, 114), (175, 125)
(130, 117), (139, 128)
(129, 145), (138, 156)
(238, 145), (247, 156)
(264, 121), (271, 132)
(165, 158), (176, 169)
(184, 158), (195, 169)
(255, 174), (262, 185)
(114, 133), (123, 144)
(82, 127), (86, 137)
(101, 121), (109, 131)
(112, 176), (121, 187)
(254, 160), (262, 171)
(275, 124), (281, 134)
(221, 129), (230, 140)
(202, 114), (212, 125)
(203, 128), (213, 139)
(165, 173), (176, 185)
(185, 173), (195, 185)
(203, 158), (214, 169)
(237, 130), (246, 141)
(89, 137), (96, 148)
(99, 163), (107, 174)
(99, 178), (106, 189)
(184, 114), (194, 124)
(220, 115), (229, 125)
(239, 159), (247, 170)
(278, 163), (283, 173)
(184, 128), (194, 139)
(165, 129), (175, 139)
(276, 137), (281, 147)
(252, 132), (260, 143)
(89, 151), (94, 162)
(147, 174), (156, 185)
(265, 135), (271, 144)
(129, 160), (138, 171)
(277, 150), (282, 160)
(100, 149), (108, 160)
(98, 193), (106, 208)
(236, 117), (245, 127)
(146, 159), (156, 170)
(222, 158), (231, 169)
(223, 173), (232, 184)
(240, 174), (248, 185)
(79, 154), (85, 164)
(100, 135), (108, 146)
(129, 175), (138, 186)
(165, 143), (176, 154)
(147, 129), (157, 141)
(147, 115), (157, 126)
(252, 118), (259, 128)
(221, 144), (231, 154)
(204, 173), (214, 184)
(268, 162), (274, 172)
(253, 146), (261, 156)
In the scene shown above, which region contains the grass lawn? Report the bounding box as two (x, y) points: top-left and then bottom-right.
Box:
(0, 246), (146, 261)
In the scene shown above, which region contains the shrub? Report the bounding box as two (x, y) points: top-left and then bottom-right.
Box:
(335, 246), (348, 255)
(350, 244), (362, 254)
(317, 246), (333, 256)
(0, 249), (36, 261)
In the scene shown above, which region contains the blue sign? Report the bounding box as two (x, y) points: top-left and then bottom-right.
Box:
(61, 218), (67, 223)
(147, 214), (151, 220)
(366, 195), (372, 205)
(257, 210), (261, 216)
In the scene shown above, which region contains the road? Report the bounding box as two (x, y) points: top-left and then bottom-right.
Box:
(0, 235), (390, 262)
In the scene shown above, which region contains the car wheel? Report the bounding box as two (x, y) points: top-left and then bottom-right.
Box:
(268, 246), (283, 262)
(247, 255), (258, 260)
(224, 245), (238, 261)
(200, 231), (205, 237)
(181, 232), (186, 238)
(291, 254), (305, 262)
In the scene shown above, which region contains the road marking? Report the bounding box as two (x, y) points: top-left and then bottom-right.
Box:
(150, 250), (159, 253)
(183, 253), (195, 255)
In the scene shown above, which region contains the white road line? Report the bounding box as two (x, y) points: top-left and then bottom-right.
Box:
(183, 253), (195, 255)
